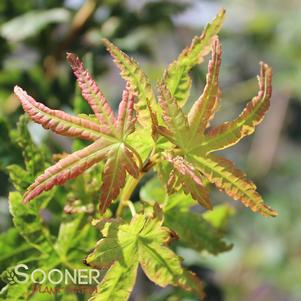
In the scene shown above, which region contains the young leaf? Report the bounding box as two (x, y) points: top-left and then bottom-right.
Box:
(67, 53), (117, 135)
(22, 137), (112, 204)
(201, 62), (272, 153)
(190, 154), (277, 217)
(115, 84), (136, 138)
(15, 71), (141, 213)
(86, 212), (204, 301)
(158, 84), (190, 149)
(163, 9), (225, 106)
(188, 38), (222, 139)
(156, 40), (276, 217)
(14, 86), (103, 141)
(99, 144), (139, 213)
(103, 38), (156, 128)
(166, 155), (211, 209)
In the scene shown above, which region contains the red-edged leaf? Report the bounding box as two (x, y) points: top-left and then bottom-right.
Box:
(188, 39), (222, 138)
(116, 84), (136, 137)
(67, 53), (117, 135)
(99, 144), (139, 213)
(14, 86), (103, 141)
(23, 138), (113, 203)
(163, 9), (225, 106)
(201, 62), (272, 153)
(167, 155), (211, 209)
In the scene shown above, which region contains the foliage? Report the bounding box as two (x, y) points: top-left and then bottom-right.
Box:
(2, 8), (278, 301)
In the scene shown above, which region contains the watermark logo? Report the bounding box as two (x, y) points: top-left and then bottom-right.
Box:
(2, 264), (100, 295)
(2, 269), (18, 285)
(9, 264), (100, 285)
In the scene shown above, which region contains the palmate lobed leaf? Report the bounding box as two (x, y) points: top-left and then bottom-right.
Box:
(14, 53), (141, 213)
(157, 39), (276, 217)
(85, 210), (204, 301)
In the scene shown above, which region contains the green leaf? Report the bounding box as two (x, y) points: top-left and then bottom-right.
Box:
(155, 46), (276, 216)
(163, 9), (225, 106)
(0, 8), (70, 42)
(0, 228), (34, 270)
(9, 192), (54, 253)
(9, 115), (49, 178)
(86, 212), (204, 301)
(103, 38), (157, 128)
(165, 207), (232, 255)
(0, 282), (32, 301)
(55, 213), (87, 258)
(7, 164), (31, 192)
(89, 261), (138, 301)
(125, 126), (154, 161)
(158, 84), (190, 149)
(203, 204), (235, 230)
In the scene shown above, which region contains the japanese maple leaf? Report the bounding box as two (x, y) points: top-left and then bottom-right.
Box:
(84, 207), (204, 300)
(14, 53), (141, 213)
(157, 38), (277, 217)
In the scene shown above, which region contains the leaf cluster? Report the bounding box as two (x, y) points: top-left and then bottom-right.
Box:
(5, 8), (278, 301)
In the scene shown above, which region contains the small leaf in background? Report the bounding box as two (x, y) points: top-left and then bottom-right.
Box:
(203, 204), (235, 230)
(0, 8), (70, 42)
(9, 191), (54, 253)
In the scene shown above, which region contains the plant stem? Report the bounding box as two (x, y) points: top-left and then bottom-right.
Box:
(127, 200), (137, 216)
(116, 175), (141, 217)
(116, 150), (157, 217)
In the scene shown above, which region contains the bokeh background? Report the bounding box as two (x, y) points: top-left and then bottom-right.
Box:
(0, 0), (301, 300)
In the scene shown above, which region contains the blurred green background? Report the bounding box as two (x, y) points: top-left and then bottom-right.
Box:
(0, 0), (301, 300)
